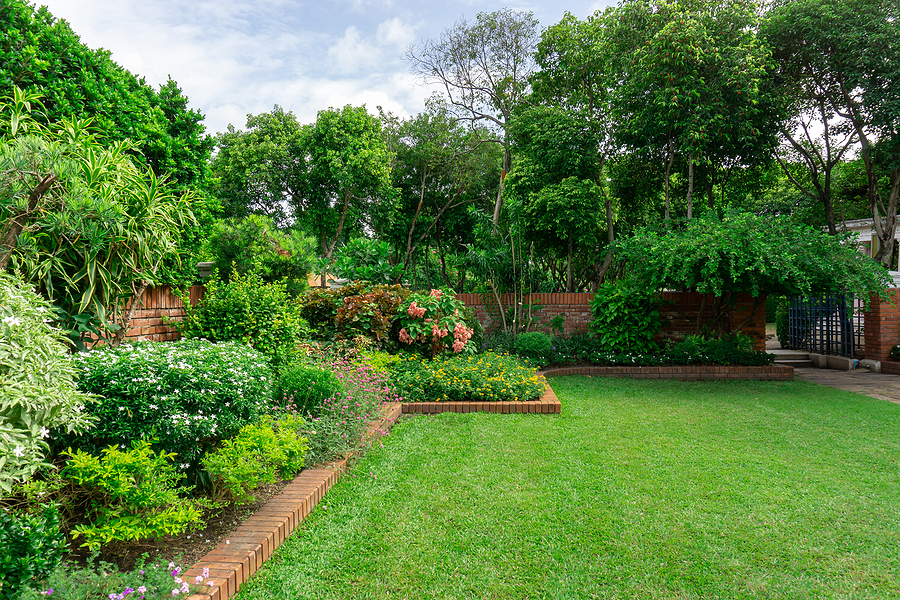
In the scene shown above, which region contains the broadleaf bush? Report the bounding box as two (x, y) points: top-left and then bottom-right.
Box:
(70, 339), (272, 467)
(202, 414), (308, 505)
(0, 271), (95, 495)
(61, 441), (205, 550)
(0, 504), (66, 599)
(175, 269), (309, 370)
(589, 280), (661, 355)
(273, 364), (343, 416)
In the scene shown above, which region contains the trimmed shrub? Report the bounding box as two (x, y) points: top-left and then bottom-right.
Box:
(390, 353), (546, 403)
(70, 339), (272, 466)
(0, 504), (66, 599)
(202, 414), (308, 505)
(273, 364), (343, 416)
(175, 269), (309, 370)
(0, 272), (95, 495)
(61, 441), (205, 550)
(515, 331), (553, 366)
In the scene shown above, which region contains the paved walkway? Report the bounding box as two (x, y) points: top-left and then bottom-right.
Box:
(793, 367), (900, 405)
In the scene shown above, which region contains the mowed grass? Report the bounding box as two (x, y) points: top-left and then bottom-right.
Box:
(236, 377), (900, 599)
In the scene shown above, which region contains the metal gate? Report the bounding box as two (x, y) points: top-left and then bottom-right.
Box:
(788, 295), (864, 358)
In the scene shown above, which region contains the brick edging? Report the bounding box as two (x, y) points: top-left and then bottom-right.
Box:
(400, 375), (562, 415)
(881, 360), (900, 376)
(185, 402), (403, 600)
(540, 365), (793, 381)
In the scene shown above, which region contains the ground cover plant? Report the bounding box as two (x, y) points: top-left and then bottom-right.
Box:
(389, 352), (546, 403)
(236, 377), (900, 599)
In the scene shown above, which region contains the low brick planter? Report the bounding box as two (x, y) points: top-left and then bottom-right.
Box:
(541, 365), (793, 381)
(881, 360), (900, 376)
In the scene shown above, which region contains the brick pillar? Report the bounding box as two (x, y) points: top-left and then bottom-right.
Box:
(729, 293), (767, 352)
(864, 289), (900, 361)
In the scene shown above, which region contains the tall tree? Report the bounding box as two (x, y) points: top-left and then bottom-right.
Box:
(210, 106), (305, 226)
(531, 11), (619, 285)
(505, 106), (605, 292)
(380, 102), (499, 278)
(0, 0), (212, 188)
(763, 0), (900, 264)
(299, 105), (395, 261)
(609, 0), (774, 224)
(405, 9), (539, 227)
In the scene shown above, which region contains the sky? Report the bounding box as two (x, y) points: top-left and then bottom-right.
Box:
(36, 0), (618, 137)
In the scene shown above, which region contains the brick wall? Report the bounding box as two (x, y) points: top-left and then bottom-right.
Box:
(456, 291), (767, 351)
(864, 289), (900, 361)
(123, 285), (204, 342)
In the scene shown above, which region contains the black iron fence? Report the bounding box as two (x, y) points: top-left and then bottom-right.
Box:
(788, 295), (864, 358)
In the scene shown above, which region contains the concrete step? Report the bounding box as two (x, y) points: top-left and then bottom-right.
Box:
(776, 359), (814, 368)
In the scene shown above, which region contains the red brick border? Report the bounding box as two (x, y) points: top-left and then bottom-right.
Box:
(540, 365), (793, 381)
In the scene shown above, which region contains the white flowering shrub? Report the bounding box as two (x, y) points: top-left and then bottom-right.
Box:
(70, 339), (273, 468)
(0, 272), (96, 495)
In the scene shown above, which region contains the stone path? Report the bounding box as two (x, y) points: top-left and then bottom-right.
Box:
(793, 367), (900, 405)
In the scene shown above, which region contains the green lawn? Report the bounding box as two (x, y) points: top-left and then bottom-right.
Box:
(236, 377), (900, 599)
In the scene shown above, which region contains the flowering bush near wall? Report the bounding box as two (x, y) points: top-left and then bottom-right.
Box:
(0, 272), (95, 494)
(396, 289), (474, 357)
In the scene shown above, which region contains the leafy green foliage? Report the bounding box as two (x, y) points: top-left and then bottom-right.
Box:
(206, 214), (315, 297)
(202, 414), (308, 505)
(175, 269), (309, 369)
(332, 238), (404, 285)
(273, 365), (343, 416)
(0, 91), (198, 341)
(590, 280), (661, 355)
(16, 554), (207, 600)
(664, 334), (775, 366)
(0, 1), (211, 187)
(299, 282), (411, 347)
(514, 332), (553, 366)
(395, 289), (475, 357)
(70, 339), (272, 467)
(0, 272), (95, 495)
(0, 504), (65, 599)
(618, 211), (892, 299)
(390, 353), (545, 403)
(61, 441), (205, 550)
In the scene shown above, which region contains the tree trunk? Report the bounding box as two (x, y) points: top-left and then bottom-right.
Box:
(0, 174), (58, 271)
(566, 236), (573, 293)
(663, 141), (674, 227)
(492, 146), (512, 230)
(686, 153), (695, 221)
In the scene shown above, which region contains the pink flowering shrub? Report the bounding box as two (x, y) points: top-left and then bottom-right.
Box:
(395, 290), (474, 358)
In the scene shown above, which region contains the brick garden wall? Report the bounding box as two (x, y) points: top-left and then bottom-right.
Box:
(456, 291), (767, 352)
(122, 285), (204, 342)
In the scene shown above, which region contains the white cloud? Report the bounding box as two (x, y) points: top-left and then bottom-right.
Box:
(328, 27), (381, 74)
(376, 17), (417, 48)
